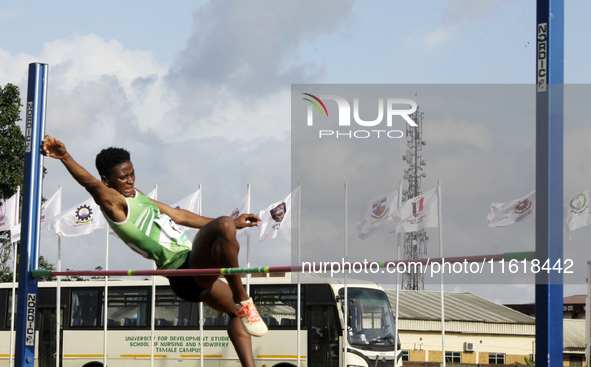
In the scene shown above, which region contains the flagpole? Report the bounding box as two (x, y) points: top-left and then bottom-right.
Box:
(586, 261), (591, 365)
(438, 181), (445, 367)
(103, 200), (110, 367)
(246, 183), (251, 296)
(10, 241), (16, 367)
(150, 185), (158, 367)
(199, 184), (204, 367)
(297, 182), (301, 367)
(55, 186), (62, 367)
(343, 182), (348, 367)
(395, 182), (402, 363)
(9, 186), (19, 367)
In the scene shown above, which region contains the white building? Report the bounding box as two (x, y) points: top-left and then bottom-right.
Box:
(387, 290), (585, 366)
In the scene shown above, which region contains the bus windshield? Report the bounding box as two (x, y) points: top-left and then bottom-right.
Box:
(339, 288), (396, 349)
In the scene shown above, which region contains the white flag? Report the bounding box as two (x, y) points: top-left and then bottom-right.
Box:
(390, 187), (439, 233)
(357, 190), (400, 240)
(10, 190), (61, 242)
(170, 189), (200, 213)
(54, 197), (105, 237)
(258, 186), (300, 242)
(146, 189), (156, 200)
(170, 189), (200, 232)
(487, 190), (535, 228)
(0, 193), (18, 232)
(10, 225), (20, 243)
(564, 189), (591, 238)
(40, 190), (60, 233)
(230, 195), (250, 238)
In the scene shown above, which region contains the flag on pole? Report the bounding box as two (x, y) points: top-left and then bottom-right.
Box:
(357, 190), (400, 240)
(230, 195), (250, 238)
(146, 189), (156, 200)
(10, 225), (20, 243)
(0, 193), (18, 232)
(170, 189), (200, 232)
(54, 197), (105, 237)
(11, 189), (61, 242)
(564, 189), (591, 238)
(390, 187), (439, 233)
(258, 186), (300, 242)
(170, 189), (200, 213)
(40, 189), (60, 233)
(487, 190), (535, 228)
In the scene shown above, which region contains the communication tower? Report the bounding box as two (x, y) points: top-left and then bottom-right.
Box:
(401, 106), (428, 290)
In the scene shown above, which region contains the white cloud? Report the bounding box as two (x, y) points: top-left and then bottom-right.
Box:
(415, 0), (511, 48)
(167, 0), (353, 97)
(424, 26), (457, 49)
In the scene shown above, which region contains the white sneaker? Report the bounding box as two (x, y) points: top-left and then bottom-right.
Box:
(235, 298), (268, 337)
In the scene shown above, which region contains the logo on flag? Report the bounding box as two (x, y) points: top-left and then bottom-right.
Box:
(564, 189), (591, 239)
(371, 198), (388, 219)
(569, 194), (588, 214)
(258, 187), (299, 242)
(270, 202), (286, 222)
(514, 199), (532, 215)
(231, 208), (240, 220)
(412, 197), (424, 218)
(487, 190), (535, 228)
(390, 187), (439, 233)
(358, 190), (399, 240)
(75, 205), (94, 224)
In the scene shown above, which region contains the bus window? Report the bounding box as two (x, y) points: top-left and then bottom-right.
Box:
(201, 304), (230, 328)
(70, 289), (99, 327)
(5, 291), (16, 328)
(251, 285), (300, 328)
(339, 288), (396, 350)
(154, 287), (187, 327)
(102, 287), (148, 327)
(154, 286), (229, 329)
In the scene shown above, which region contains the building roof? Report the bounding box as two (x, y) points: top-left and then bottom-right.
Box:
(505, 294), (586, 308)
(386, 290), (535, 324)
(386, 290), (586, 351)
(564, 319), (586, 352)
(563, 295), (586, 305)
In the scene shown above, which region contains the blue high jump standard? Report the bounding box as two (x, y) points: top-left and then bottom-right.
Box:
(14, 63), (48, 367)
(535, 1), (564, 367)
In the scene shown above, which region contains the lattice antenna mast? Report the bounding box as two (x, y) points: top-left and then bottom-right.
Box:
(401, 106), (428, 290)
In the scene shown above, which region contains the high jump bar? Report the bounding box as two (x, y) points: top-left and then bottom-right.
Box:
(31, 251), (534, 277)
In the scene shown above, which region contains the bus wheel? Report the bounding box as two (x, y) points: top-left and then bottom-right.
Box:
(81, 362), (103, 367)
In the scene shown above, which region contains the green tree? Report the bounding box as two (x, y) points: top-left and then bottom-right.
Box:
(0, 255), (56, 282)
(0, 83), (25, 282)
(0, 83), (24, 198)
(0, 84), (58, 283)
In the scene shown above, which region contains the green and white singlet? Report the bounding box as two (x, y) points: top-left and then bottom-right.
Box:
(103, 190), (192, 269)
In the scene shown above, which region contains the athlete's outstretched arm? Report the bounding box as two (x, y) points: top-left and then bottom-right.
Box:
(42, 135), (126, 221)
(152, 200), (260, 230)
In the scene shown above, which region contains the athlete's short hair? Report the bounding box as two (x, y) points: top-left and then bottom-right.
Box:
(95, 147), (131, 177)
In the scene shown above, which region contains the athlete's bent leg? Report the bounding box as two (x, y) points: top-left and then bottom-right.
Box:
(203, 280), (255, 367)
(189, 216), (248, 302)
(189, 216), (268, 337)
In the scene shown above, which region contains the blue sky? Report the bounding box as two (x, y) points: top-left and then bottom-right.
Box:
(1, 0), (590, 304)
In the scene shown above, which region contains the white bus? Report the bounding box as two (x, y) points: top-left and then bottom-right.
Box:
(0, 273), (401, 367)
